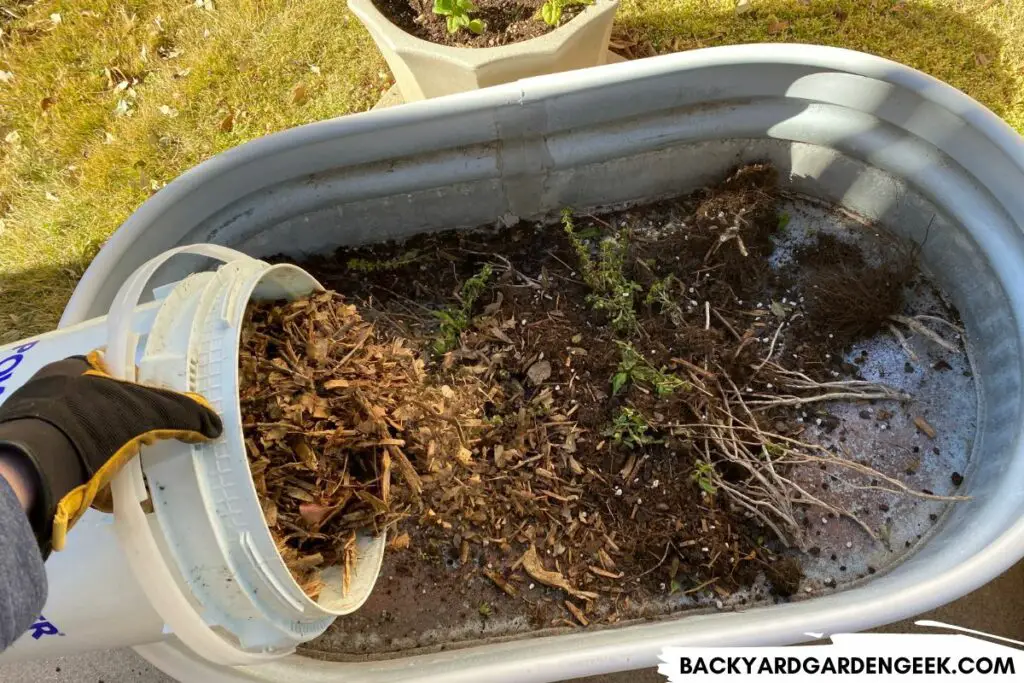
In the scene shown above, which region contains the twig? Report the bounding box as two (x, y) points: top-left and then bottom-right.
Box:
(890, 314), (960, 353)
(711, 308), (743, 342)
(912, 314), (964, 334)
(633, 542), (673, 581)
(888, 323), (918, 362)
(747, 391), (910, 408)
(751, 322), (785, 376)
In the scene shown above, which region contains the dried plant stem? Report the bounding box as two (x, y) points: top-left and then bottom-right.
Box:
(747, 391), (908, 408)
(912, 314), (964, 334)
(889, 314), (960, 353)
(751, 322), (785, 376)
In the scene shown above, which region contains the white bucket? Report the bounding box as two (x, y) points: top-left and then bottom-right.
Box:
(0, 245), (385, 665)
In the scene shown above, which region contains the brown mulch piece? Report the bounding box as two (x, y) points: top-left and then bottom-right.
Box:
(240, 291), (487, 599)
(247, 163), (946, 622)
(373, 0), (583, 48)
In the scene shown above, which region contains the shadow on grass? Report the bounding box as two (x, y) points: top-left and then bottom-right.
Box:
(0, 255), (95, 342)
(612, 0), (1018, 124)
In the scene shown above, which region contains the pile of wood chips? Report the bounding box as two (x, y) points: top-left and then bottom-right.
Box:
(239, 291), (486, 599)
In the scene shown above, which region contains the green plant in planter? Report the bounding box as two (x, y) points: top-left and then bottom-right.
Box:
(539, 0), (592, 27)
(434, 0), (485, 34)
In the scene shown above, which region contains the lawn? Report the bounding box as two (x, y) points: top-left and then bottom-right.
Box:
(1, 0), (1021, 339)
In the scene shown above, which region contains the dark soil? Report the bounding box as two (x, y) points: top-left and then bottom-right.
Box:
(797, 232), (917, 346)
(373, 0), (583, 48)
(244, 164), (964, 638)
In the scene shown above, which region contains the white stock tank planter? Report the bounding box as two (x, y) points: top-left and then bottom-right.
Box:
(347, 0), (618, 101)
(30, 45), (1024, 680)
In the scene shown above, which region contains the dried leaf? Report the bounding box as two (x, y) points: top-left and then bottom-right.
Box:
(388, 445), (422, 495)
(564, 600), (589, 626)
(521, 545), (597, 600)
(292, 552), (324, 570)
(299, 503), (333, 526)
(260, 498), (278, 527)
(286, 487), (316, 503)
(975, 53), (991, 67)
(355, 489), (389, 513)
(767, 19), (790, 34)
(484, 569), (518, 597)
(913, 416), (937, 439)
(527, 360), (552, 386)
(588, 565), (623, 579)
(290, 82), (308, 105)
(290, 436), (318, 470)
(389, 532), (411, 550)
(381, 449), (392, 503)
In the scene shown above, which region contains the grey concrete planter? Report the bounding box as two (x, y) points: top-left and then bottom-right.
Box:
(348, 0), (619, 101)
(60, 45), (1024, 682)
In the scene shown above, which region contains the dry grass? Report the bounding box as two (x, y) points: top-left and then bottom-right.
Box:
(0, 0), (386, 339)
(1, 0), (1022, 338)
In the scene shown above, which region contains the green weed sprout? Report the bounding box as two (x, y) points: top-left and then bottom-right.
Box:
(691, 461), (718, 495)
(604, 407), (659, 449)
(645, 274), (685, 326)
(346, 250), (420, 273)
(563, 208), (641, 334)
(611, 342), (688, 396)
(434, 0), (485, 34)
(433, 263), (494, 354)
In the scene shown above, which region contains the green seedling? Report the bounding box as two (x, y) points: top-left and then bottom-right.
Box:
(346, 250), (420, 273)
(611, 342), (688, 396)
(478, 601), (493, 617)
(563, 208), (641, 334)
(691, 460), (718, 495)
(645, 274), (685, 326)
(776, 212), (791, 231)
(433, 263), (494, 354)
(539, 0), (592, 26)
(604, 406), (659, 449)
(434, 0), (485, 34)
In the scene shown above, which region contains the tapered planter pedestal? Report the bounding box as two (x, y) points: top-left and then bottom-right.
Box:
(349, 0), (619, 101)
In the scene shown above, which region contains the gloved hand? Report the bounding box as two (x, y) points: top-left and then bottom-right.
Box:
(0, 352), (222, 553)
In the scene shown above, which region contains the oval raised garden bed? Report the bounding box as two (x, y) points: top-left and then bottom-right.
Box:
(60, 46), (1024, 682)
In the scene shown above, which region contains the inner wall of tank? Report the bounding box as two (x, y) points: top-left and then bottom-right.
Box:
(170, 137), (1020, 591)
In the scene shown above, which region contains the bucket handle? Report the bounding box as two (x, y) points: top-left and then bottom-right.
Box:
(106, 244), (286, 665)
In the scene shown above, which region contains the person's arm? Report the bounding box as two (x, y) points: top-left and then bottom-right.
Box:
(0, 449), (38, 511)
(0, 451), (46, 650)
(0, 353), (222, 651)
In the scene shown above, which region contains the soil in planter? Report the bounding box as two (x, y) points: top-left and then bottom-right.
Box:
(239, 164), (974, 656)
(373, 0), (583, 48)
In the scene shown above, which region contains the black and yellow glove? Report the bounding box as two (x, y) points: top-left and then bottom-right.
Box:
(0, 352), (222, 553)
